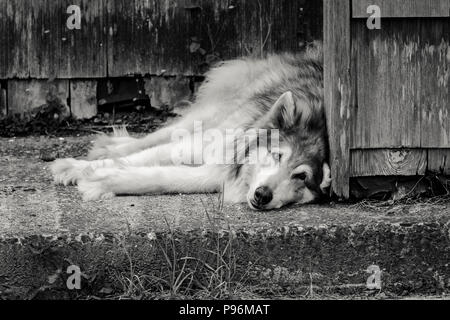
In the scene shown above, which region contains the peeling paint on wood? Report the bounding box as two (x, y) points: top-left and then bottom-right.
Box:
(328, 4), (449, 195)
(352, 19), (450, 149)
(419, 22), (450, 148)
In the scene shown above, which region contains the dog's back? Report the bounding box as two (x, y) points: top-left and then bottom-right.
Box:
(189, 43), (325, 135)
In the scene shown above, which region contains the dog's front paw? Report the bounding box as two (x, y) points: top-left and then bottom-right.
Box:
(51, 158), (89, 186)
(77, 169), (117, 200)
(78, 179), (115, 201)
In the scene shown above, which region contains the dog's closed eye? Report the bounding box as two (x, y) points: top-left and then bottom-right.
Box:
(291, 164), (313, 181)
(291, 172), (307, 180)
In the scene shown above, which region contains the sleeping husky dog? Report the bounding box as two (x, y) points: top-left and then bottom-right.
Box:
(51, 43), (331, 210)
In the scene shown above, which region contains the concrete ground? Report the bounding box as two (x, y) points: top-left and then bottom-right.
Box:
(1, 135), (450, 299)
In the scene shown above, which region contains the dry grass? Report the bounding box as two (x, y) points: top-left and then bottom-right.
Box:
(112, 190), (262, 300)
(351, 174), (450, 212)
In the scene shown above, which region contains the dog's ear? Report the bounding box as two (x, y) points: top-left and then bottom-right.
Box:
(268, 91), (308, 130)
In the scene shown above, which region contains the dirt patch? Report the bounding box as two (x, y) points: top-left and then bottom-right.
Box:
(0, 106), (177, 138)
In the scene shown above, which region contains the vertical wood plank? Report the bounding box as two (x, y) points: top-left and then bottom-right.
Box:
(0, 0), (7, 78)
(70, 80), (98, 119)
(1, 0), (321, 78)
(239, 0), (273, 57)
(1, 0), (107, 79)
(4, 0), (31, 78)
(4, 0), (62, 78)
(59, 0), (107, 78)
(324, 0), (352, 198)
(105, 0), (321, 77)
(352, 19), (449, 149)
(352, 20), (422, 148)
(187, 0), (240, 72)
(419, 19), (450, 148)
(29, 0), (59, 78)
(107, 0), (192, 76)
(428, 149), (450, 175)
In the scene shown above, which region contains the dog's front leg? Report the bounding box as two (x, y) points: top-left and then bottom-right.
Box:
(77, 165), (221, 200)
(51, 140), (204, 186)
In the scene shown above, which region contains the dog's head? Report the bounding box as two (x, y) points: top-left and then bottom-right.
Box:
(246, 91), (331, 210)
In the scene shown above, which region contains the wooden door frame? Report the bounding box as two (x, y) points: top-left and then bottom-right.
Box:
(323, 0), (353, 198)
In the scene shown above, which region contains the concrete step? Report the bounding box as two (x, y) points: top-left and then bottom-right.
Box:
(1, 136), (450, 299)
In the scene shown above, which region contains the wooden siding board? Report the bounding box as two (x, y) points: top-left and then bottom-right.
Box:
(428, 149), (450, 175)
(1, 0), (107, 78)
(3, 0), (59, 78)
(324, 0), (352, 198)
(350, 149), (427, 176)
(419, 19), (450, 148)
(352, 0), (450, 18)
(351, 148), (450, 176)
(107, 0), (192, 76)
(351, 19), (450, 149)
(70, 80), (97, 119)
(60, 0), (107, 78)
(5, 0), (30, 78)
(239, 0), (276, 57)
(1, 0), (321, 78)
(7, 79), (69, 115)
(187, 0), (240, 71)
(107, 0), (320, 76)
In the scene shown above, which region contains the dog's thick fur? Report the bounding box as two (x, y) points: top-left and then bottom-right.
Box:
(51, 43), (331, 210)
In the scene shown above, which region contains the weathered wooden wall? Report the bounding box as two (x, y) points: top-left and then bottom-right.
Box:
(353, 0), (450, 18)
(0, 0), (322, 79)
(325, 0), (450, 198)
(352, 18), (450, 149)
(0, 0), (108, 79)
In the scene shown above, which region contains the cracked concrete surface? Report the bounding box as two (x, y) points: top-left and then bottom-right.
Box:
(1, 136), (450, 299)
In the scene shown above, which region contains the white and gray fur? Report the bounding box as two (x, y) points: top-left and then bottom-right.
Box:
(51, 42), (331, 210)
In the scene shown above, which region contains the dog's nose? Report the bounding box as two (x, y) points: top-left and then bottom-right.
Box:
(254, 186), (273, 206)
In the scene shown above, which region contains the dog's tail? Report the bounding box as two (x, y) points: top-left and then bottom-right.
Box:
(87, 125), (132, 160)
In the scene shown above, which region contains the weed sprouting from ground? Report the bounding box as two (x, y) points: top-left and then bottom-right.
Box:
(113, 190), (259, 300)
